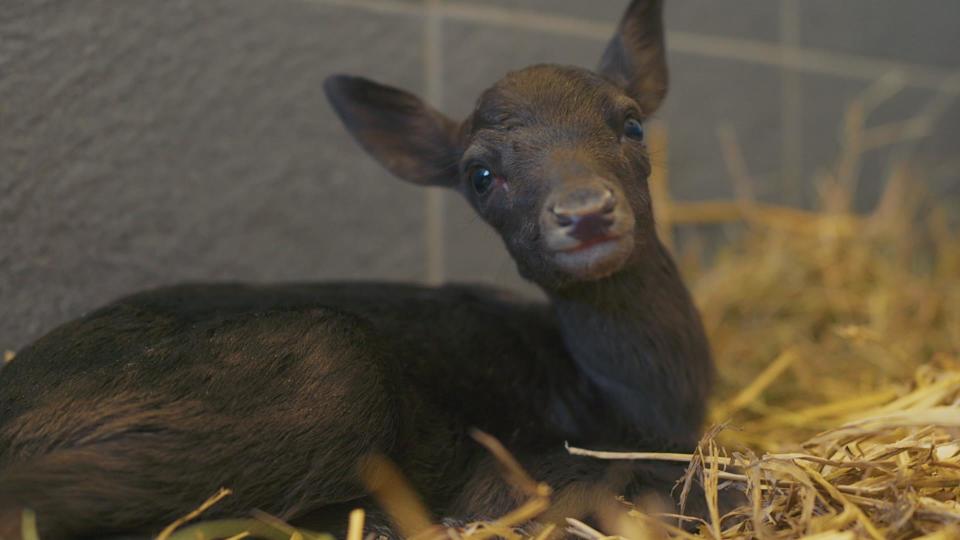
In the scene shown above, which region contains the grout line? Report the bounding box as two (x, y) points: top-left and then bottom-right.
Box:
(304, 0), (423, 16)
(765, 45), (959, 93)
(439, 1), (612, 40)
(438, 1), (959, 91)
(307, 0), (960, 93)
(423, 0), (446, 285)
(779, 0), (803, 206)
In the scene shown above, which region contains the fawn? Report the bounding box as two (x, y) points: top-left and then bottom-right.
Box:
(0, 1), (716, 538)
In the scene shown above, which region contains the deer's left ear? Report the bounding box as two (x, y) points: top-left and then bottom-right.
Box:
(598, 0), (669, 115)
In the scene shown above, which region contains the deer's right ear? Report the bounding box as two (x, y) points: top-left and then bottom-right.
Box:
(324, 75), (460, 187)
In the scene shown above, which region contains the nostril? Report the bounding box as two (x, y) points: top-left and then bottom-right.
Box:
(550, 187), (618, 228)
(601, 189), (616, 214)
(550, 206), (575, 227)
(568, 213), (615, 242)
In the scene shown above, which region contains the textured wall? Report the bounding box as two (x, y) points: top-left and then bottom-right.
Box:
(2, 0), (959, 350)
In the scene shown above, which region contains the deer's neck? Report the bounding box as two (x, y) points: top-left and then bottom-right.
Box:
(547, 241), (713, 450)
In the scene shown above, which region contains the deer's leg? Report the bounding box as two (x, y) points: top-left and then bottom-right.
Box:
(449, 451), (626, 526)
(449, 451), (720, 533)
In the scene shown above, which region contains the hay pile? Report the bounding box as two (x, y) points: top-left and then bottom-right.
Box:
(694, 170), (959, 449)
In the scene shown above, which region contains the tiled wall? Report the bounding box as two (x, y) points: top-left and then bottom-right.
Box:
(2, 0), (958, 349)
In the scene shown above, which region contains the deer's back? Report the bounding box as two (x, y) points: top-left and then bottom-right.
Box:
(0, 283), (579, 497)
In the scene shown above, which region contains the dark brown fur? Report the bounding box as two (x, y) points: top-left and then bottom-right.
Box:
(0, 2), (719, 538)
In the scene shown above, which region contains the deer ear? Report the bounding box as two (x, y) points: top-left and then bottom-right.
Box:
(598, 0), (669, 115)
(324, 75), (460, 187)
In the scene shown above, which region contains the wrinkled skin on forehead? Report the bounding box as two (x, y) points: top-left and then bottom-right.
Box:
(457, 65), (656, 288)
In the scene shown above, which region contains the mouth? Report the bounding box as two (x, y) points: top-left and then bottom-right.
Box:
(557, 234), (623, 253)
(550, 234), (634, 279)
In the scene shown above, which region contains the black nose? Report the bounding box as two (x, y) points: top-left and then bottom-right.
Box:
(549, 188), (617, 240)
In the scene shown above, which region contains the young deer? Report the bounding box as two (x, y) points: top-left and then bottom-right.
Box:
(0, 1), (715, 538)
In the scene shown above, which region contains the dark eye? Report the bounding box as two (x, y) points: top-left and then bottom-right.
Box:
(623, 117), (644, 141)
(469, 166), (495, 195)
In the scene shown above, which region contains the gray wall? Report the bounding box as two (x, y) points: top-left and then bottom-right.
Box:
(2, 0), (959, 350)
